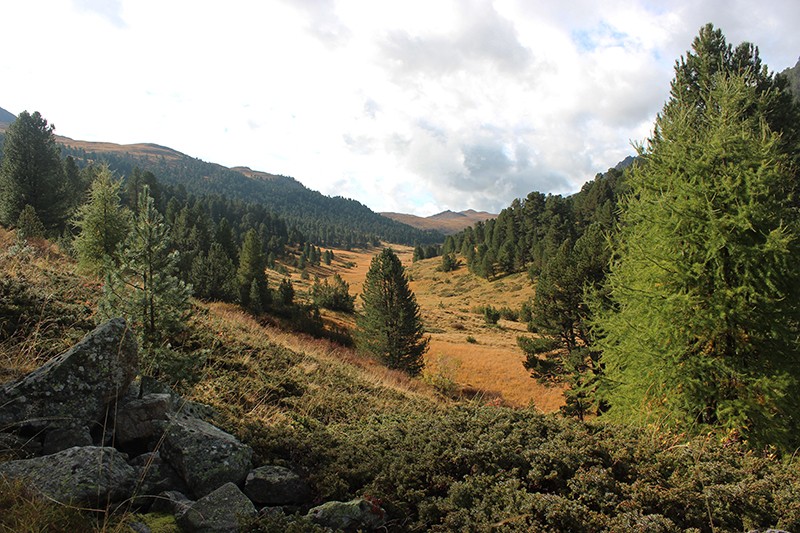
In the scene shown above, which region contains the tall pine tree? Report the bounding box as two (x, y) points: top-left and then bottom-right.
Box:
(0, 111), (67, 232)
(356, 248), (428, 376)
(592, 57), (800, 449)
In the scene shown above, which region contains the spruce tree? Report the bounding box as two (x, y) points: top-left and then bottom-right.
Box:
(99, 185), (191, 363)
(592, 70), (800, 449)
(357, 248), (428, 376)
(72, 165), (132, 276)
(0, 111), (67, 231)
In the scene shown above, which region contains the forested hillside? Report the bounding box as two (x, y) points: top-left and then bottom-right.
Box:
(58, 140), (441, 247)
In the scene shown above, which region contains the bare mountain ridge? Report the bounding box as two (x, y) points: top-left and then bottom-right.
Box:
(381, 209), (497, 235)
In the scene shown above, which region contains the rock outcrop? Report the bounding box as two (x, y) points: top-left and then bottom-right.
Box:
(0, 446), (136, 506)
(0, 317), (137, 435)
(0, 318), (390, 531)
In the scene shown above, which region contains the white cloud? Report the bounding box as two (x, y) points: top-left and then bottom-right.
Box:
(2, 0), (799, 216)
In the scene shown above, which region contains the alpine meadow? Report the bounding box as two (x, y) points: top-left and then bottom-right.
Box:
(2, 22), (800, 533)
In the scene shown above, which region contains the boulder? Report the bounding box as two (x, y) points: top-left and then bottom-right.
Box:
(0, 446), (136, 506)
(160, 414), (253, 498)
(0, 318), (137, 433)
(307, 498), (387, 531)
(243, 465), (311, 505)
(176, 482), (256, 533)
(41, 425), (92, 455)
(114, 393), (172, 447)
(130, 451), (188, 500)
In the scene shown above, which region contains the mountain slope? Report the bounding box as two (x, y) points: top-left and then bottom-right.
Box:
(56, 135), (442, 247)
(0, 107), (14, 127)
(381, 209), (496, 235)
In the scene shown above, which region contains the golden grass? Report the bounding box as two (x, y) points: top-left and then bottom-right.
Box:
(276, 242), (566, 412)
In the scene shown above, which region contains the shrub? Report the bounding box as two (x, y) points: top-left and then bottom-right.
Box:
(483, 305), (501, 325)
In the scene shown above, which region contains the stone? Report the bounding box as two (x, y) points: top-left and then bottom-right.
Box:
(243, 465), (311, 505)
(0, 318), (138, 432)
(0, 446), (136, 506)
(176, 482), (256, 533)
(130, 451), (188, 500)
(307, 498), (387, 530)
(160, 414), (253, 498)
(41, 425), (92, 455)
(149, 489), (194, 516)
(114, 393), (172, 446)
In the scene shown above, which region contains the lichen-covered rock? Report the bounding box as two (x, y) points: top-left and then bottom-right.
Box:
(161, 414), (253, 498)
(0, 318), (137, 432)
(307, 498), (387, 530)
(243, 465), (311, 505)
(176, 482), (256, 533)
(0, 446), (136, 506)
(130, 451), (188, 499)
(114, 393), (172, 446)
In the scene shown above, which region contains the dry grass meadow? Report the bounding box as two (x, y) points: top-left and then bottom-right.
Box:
(274, 244), (565, 412)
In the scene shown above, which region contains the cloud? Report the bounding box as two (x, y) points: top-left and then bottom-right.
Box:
(71, 0), (126, 28)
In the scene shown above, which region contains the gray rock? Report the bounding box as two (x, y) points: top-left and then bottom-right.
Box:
(42, 425), (92, 455)
(243, 465), (311, 505)
(0, 446), (136, 506)
(161, 414), (253, 498)
(177, 482), (256, 533)
(130, 451), (188, 498)
(307, 498), (387, 530)
(114, 393), (172, 446)
(0, 318), (138, 432)
(149, 489), (194, 516)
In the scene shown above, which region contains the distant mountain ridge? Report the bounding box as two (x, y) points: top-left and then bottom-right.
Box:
(381, 209), (497, 235)
(0, 106), (15, 127)
(50, 134), (442, 246)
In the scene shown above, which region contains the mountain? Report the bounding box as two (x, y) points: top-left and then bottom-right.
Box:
(53, 135), (442, 247)
(781, 57), (800, 103)
(381, 209), (496, 235)
(0, 106), (15, 127)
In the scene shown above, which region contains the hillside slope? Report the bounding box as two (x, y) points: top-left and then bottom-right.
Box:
(2, 229), (798, 532)
(381, 209), (496, 234)
(56, 135), (442, 246)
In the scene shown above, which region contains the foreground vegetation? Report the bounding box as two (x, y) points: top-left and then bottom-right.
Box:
(2, 230), (800, 532)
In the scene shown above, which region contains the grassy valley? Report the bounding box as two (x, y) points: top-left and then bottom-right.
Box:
(2, 228), (799, 532)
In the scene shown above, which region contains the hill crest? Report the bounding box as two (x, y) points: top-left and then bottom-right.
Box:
(381, 209), (496, 234)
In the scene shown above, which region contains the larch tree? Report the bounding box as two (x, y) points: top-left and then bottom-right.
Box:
(356, 248), (428, 376)
(72, 164), (132, 276)
(0, 111), (67, 232)
(592, 49), (800, 450)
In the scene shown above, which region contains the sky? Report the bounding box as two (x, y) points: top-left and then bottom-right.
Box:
(2, 1), (799, 216)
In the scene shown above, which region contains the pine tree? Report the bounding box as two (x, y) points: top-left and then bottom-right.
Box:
(237, 228), (270, 311)
(15, 204), (45, 241)
(71, 165), (132, 276)
(356, 248), (428, 376)
(592, 70), (800, 449)
(0, 111), (67, 231)
(190, 242), (237, 301)
(99, 185), (191, 363)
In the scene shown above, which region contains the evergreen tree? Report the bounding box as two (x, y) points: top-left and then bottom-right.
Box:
(71, 165), (132, 276)
(99, 185), (191, 364)
(15, 204), (45, 241)
(592, 69), (800, 450)
(356, 248), (428, 376)
(237, 228), (270, 311)
(190, 242), (237, 301)
(0, 111), (67, 231)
